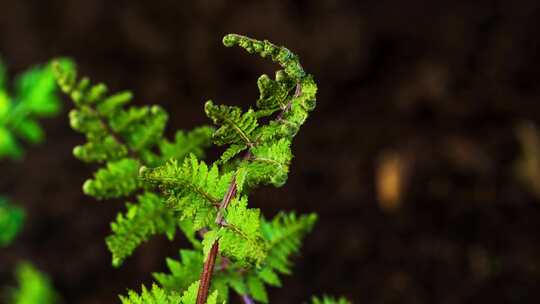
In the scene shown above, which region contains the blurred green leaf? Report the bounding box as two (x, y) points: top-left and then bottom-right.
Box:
(0, 126), (23, 159)
(14, 62), (61, 116)
(0, 58), (6, 89)
(0, 197), (24, 247)
(0, 91), (10, 121)
(10, 262), (58, 304)
(13, 119), (44, 144)
(0, 58), (69, 160)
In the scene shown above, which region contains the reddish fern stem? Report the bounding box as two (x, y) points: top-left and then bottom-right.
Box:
(196, 174), (239, 304)
(215, 176), (238, 225)
(196, 241), (220, 304)
(241, 295), (255, 304)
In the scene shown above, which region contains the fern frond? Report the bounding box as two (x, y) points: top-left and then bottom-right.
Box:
(154, 249), (232, 303)
(159, 126), (214, 161)
(279, 75), (317, 132)
(10, 262), (58, 304)
(13, 60), (65, 117)
(121, 281), (219, 304)
(140, 155), (232, 230)
(178, 219), (203, 250)
(120, 284), (181, 304)
(254, 74), (317, 144)
(260, 212), (317, 275)
(179, 281), (219, 304)
(204, 101), (258, 146)
(219, 143), (247, 164)
(236, 138), (293, 189)
(72, 135), (128, 163)
(153, 249), (203, 292)
(54, 62), (215, 267)
(216, 212), (316, 303)
(311, 295), (352, 304)
(178, 281), (199, 304)
(202, 196), (266, 267)
(53, 61), (168, 162)
(60, 34), (324, 303)
(221, 35), (317, 143)
(246, 274), (269, 303)
(222, 34), (305, 81)
(96, 91), (133, 117)
(0, 197), (24, 247)
(82, 158), (140, 199)
(107, 193), (177, 267)
(256, 70), (295, 114)
(122, 105), (168, 153)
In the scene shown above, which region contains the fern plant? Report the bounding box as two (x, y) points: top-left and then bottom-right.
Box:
(54, 34), (349, 303)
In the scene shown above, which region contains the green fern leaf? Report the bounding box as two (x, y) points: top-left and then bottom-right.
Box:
(11, 118), (44, 144)
(68, 107), (105, 135)
(120, 283), (219, 304)
(122, 105), (168, 152)
(0, 125), (23, 159)
(256, 70), (295, 113)
(278, 75), (317, 133)
(213, 270), (245, 299)
(154, 248), (231, 303)
(96, 91), (133, 117)
(140, 155), (232, 230)
(72, 135), (128, 163)
(109, 106), (149, 133)
(222, 34), (305, 81)
(14, 62), (62, 116)
(10, 262), (58, 304)
(120, 284), (181, 304)
(311, 295), (352, 304)
(260, 212), (317, 275)
(153, 250), (203, 292)
(178, 281), (219, 304)
(204, 101), (258, 146)
(107, 192), (177, 267)
(178, 219), (203, 250)
(256, 267), (281, 287)
(159, 126), (214, 161)
(219, 143), (247, 164)
(237, 138), (293, 189)
(202, 197), (266, 267)
(53, 61), (170, 162)
(247, 274), (268, 303)
(82, 158), (140, 199)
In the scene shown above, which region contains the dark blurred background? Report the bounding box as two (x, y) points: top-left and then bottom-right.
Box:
(2, 0), (540, 303)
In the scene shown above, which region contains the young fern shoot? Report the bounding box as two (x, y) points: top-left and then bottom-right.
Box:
(54, 34), (349, 304)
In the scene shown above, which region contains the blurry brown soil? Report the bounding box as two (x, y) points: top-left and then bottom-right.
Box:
(2, 1), (540, 303)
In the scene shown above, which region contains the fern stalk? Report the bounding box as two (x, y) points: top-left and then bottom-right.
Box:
(196, 241), (219, 304)
(197, 163), (241, 303)
(241, 295), (255, 304)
